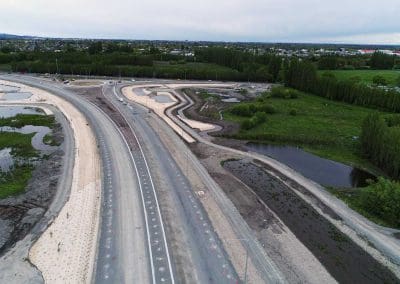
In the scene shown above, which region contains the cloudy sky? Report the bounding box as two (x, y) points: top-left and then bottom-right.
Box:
(1, 0), (400, 44)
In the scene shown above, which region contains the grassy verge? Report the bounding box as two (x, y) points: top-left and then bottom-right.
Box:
(318, 70), (400, 86)
(0, 164), (33, 199)
(223, 89), (388, 174)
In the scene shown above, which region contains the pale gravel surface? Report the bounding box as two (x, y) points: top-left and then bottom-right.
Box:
(122, 86), (196, 143)
(0, 80), (102, 283)
(177, 114), (216, 131)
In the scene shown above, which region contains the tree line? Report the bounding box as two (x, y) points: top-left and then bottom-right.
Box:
(317, 52), (399, 70)
(284, 59), (400, 112)
(2, 48), (284, 82)
(195, 47), (283, 82)
(360, 113), (400, 179)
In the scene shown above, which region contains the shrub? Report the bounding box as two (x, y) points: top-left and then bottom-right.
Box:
(396, 75), (400, 87)
(372, 75), (387, 86)
(270, 87), (300, 99)
(253, 112), (267, 124)
(230, 104), (253, 117)
(257, 104), (276, 114)
(289, 109), (297, 116)
(241, 118), (256, 130)
(359, 178), (400, 228)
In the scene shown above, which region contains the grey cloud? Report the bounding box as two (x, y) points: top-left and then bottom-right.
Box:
(1, 0), (399, 43)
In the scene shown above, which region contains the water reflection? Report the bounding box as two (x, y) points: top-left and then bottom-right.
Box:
(0, 148), (13, 172)
(246, 143), (376, 188)
(2, 92), (32, 100)
(0, 106), (44, 118)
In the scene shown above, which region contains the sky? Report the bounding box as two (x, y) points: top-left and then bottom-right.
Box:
(1, 0), (400, 44)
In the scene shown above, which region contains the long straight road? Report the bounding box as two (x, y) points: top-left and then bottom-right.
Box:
(102, 83), (239, 283)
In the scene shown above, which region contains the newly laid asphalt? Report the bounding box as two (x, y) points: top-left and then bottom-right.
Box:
(1, 75), (152, 283)
(104, 83), (239, 283)
(1, 74), (240, 283)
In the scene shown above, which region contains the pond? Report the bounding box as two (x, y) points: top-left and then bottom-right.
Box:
(0, 148), (13, 172)
(2, 92), (32, 100)
(154, 94), (174, 103)
(0, 125), (57, 153)
(0, 106), (44, 118)
(246, 143), (376, 188)
(0, 84), (20, 93)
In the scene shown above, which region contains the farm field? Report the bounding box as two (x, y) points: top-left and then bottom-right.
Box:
(318, 70), (400, 86)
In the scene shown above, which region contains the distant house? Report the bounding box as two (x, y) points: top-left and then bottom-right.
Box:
(358, 49), (375, 55)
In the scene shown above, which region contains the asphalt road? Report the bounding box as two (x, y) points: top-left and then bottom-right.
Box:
(104, 83), (239, 283)
(1, 75), (240, 283)
(0, 75), (155, 283)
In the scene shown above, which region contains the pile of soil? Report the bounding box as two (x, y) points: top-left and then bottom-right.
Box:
(223, 159), (399, 283)
(0, 123), (64, 255)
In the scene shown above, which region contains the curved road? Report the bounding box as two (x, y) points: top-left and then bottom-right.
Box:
(1, 75), (156, 283)
(1, 75), (241, 283)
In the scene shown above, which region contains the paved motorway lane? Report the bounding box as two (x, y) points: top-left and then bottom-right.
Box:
(104, 84), (239, 283)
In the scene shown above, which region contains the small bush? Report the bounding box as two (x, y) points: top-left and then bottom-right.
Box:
(358, 178), (400, 228)
(372, 75), (387, 86)
(241, 118), (256, 130)
(258, 104), (276, 114)
(289, 109), (297, 116)
(396, 75), (400, 87)
(253, 112), (267, 124)
(230, 104), (253, 117)
(270, 87), (300, 99)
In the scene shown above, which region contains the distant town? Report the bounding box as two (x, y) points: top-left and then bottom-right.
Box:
(1, 33), (400, 58)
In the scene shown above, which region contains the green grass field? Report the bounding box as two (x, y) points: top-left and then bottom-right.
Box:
(318, 70), (400, 86)
(224, 91), (388, 174)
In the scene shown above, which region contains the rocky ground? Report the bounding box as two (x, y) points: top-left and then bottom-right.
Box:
(0, 123), (64, 255)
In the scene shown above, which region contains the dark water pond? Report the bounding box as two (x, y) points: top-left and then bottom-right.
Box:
(246, 143), (376, 188)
